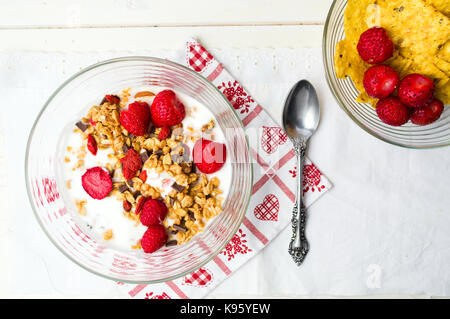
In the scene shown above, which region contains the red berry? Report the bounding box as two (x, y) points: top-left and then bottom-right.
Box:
(135, 196), (147, 215)
(357, 27), (394, 64)
(120, 101), (151, 136)
(363, 65), (399, 99)
(151, 90), (186, 127)
(87, 134), (98, 156)
(193, 139), (227, 174)
(120, 149), (142, 180)
(140, 199), (168, 226)
(123, 200), (132, 212)
(158, 126), (171, 141)
(139, 170), (147, 183)
(141, 225), (167, 253)
(81, 167), (113, 200)
(376, 97), (410, 126)
(410, 98), (444, 126)
(104, 94), (120, 105)
(398, 74), (434, 108)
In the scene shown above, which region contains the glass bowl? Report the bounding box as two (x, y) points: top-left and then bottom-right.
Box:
(323, 0), (450, 149)
(25, 57), (252, 283)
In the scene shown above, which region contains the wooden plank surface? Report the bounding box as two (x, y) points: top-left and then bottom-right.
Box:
(0, 0), (332, 28)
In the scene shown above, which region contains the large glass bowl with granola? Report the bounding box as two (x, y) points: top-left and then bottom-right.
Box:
(25, 57), (252, 283)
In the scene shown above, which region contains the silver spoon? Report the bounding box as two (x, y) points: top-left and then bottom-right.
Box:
(282, 80), (320, 266)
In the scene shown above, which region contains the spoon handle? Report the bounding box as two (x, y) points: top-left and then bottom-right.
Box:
(288, 139), (309, 266)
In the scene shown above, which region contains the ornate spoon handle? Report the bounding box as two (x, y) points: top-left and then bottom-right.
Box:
(288, 139), (309, 266)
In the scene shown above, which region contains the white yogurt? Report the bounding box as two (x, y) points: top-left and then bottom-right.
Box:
(60, 87), (232, 252)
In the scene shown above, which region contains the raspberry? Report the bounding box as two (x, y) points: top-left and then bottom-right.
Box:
(120, 149), (142, 180)
(139, 170), (147, 183)
(140, 199), (167, 226)
(193, 138), (227, 174)
(357, 27), (394, 64)
(398, 74), (435, 108)
(81, 167), (113, 200)
(410, 98), (444, 126)
(123, 200), (132, 212)
(376, 97), (410, 126)
(120, 101), (151, 136)
(87, 134), (98, 156)
(363, 65), (399, 99)
(135, 196), (147, 215)
(141, 225), (167, 253)
(158, 126), (171, 141)
(150, 90), (186, 127)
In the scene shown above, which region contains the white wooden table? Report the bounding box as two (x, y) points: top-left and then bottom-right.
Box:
(1, 0), (448, 298)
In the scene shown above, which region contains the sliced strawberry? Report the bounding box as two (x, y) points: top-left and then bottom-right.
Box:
(193, 138), (227, 174)
(87, 134), (97, 156)
(139, 170), (147, 183)
(135, 196), (147, 215)
(81, 167), (113, 200)
(120, 149), (142, 180)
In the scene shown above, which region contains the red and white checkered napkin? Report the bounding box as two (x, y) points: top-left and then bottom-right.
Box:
(120, 39), (332, 299)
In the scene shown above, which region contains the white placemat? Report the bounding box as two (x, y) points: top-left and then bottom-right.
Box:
(1, 45), (449, 297)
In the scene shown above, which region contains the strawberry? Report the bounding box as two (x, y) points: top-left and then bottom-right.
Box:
(87, 134), (98, 156)
(141, 225), (168, 253)
(140, 199), (167, 226)
(193, 138), (227, 174)
(139, 170), (147, 183)
(357, 27), (394, 64)
(123, 200), (132, 212)
(81, 167), (113, 200)
(104, 94), (120, 105)
(398, 74), (434, 108)
(120, 101), (151, 136)
(150, 90), (186, 127)
(376, 97), (410, 126)
(410, 98), (444, 126)
(158, 126), (171, 141)
(135, 196), (147, 215)
(120, 149), (142, 180)
(363, 65), (399, 99)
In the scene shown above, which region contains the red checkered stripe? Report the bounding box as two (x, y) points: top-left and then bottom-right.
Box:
(188, 43), (213, 72)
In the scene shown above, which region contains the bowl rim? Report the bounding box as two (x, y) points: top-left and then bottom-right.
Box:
(25, 56), (253, 284)
(322, 0), (449, 150)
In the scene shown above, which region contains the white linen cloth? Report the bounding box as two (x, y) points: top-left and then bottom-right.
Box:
(0, 44), (449, 297)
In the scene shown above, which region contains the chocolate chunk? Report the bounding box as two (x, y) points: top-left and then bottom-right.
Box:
(187, 211), (196, 221)
(109, 169), (115, 178)
(118, 183), (129, 193)
(165, 240), (178, 247)
(100, 97), (107, 105)
(171, 182), (185, 192)
(75, 121), (89, 132)
(133, 191), (141, 199)
(170, 228), (178, 234)
(127, 179), (134, 188)
(173, 224), (187, 232)
(122, 144), (130, 154)
(140, 150), (150, 163)
(169, 197), (175, 206)
(147, 122), (155, 135)
(154, 149), (163, 156)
